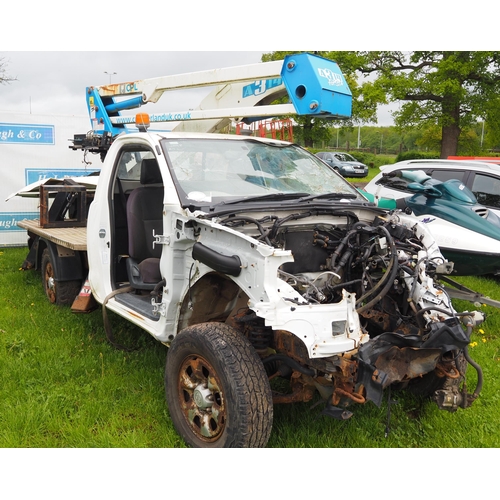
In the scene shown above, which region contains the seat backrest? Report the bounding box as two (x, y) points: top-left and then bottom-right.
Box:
(127, 159), (164, 261)
(140, 158), (163, 185)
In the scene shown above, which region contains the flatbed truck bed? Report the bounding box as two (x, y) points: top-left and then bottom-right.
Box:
(17, 219), (87, 251)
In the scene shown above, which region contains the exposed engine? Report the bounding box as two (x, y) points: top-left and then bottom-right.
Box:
(213, 208), (483, 418)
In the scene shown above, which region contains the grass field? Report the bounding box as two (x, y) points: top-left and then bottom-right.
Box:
(1, 245), (500, 449)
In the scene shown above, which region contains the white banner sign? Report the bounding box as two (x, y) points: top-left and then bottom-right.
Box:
(0, 112), (98, 247)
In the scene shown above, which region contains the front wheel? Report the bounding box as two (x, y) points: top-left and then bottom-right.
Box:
(165, 322), (273, 448)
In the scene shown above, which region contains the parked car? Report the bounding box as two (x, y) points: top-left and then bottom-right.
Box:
(363, 159), (500, 217)
(315, 151), (369, 178)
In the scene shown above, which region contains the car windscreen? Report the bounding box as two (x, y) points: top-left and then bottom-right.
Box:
(160, 137), (364, 208)
(375, 170), (414, 191)
(335, 153), (357, 162)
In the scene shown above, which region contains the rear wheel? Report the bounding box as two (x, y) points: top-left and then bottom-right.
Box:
(165, 322), (273, 448)
(41, 248), (81, 305)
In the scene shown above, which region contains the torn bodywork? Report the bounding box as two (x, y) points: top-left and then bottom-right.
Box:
(185, 206), (484, 418)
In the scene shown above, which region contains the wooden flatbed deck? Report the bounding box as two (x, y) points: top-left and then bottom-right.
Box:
(17, 219), (87, 252)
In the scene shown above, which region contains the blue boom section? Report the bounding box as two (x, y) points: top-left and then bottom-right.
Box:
(281, 53), (352, 118)
(85, 88), (136, 137)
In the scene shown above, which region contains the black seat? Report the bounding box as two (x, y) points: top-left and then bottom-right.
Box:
(126, 158), (164, 290)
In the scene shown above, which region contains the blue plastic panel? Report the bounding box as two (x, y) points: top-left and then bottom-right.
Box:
(281, 53), (352, 118)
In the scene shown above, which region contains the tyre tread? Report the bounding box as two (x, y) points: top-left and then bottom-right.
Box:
(165, 322), (273, 448)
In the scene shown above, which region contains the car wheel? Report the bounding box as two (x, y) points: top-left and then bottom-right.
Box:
(41, 248), (82, 305)
(165, 322), (273, 448)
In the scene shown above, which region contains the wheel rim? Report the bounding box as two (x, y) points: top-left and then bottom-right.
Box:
(44, 261), (56, 303)
(176, 354), (226, 443)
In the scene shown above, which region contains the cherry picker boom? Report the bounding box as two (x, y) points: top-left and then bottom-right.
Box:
(71, 53), (352, 156)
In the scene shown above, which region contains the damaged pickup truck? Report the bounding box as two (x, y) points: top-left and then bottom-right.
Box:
(12, 54), (485, 448)
(76, 132), (483, 448)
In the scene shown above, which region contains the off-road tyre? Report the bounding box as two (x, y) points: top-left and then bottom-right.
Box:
(41, 248), (81, 306)
(165, 322), (273, 448)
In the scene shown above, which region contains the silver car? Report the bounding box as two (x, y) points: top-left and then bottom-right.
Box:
(316, 151), (369, 178)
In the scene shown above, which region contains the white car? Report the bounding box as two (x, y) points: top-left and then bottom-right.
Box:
(363, 159), (500, 217)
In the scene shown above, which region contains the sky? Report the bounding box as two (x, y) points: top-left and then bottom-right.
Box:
(0, 50), (398, 127)
(0, 51), (268, 117)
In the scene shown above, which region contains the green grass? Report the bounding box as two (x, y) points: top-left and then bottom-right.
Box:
(1, 246), (500, 448)
(346, 164), (382, 185)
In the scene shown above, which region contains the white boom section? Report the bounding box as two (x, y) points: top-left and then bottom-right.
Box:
(95, 60), (290, 130)
(110, 103), (295, 126)
(96, 60), (284, 103)
(173, 80), (287, 134)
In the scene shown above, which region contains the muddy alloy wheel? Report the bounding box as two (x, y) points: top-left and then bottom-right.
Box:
(165, 322), (273, 448)
(41, 248), (81, 306)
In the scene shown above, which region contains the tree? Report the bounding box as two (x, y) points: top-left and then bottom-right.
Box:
(293, 116), (334, 148)
(327, 51), (500, 158)
(484, 97), (500, 150)
(0, 57), (16, 85)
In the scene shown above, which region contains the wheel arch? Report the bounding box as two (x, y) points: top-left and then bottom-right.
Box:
(176, 271), (249, 334)
(40, 239), (85, 282)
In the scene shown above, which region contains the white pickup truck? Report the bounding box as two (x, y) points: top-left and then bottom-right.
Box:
(13, 54), (485, 447)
